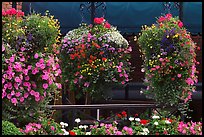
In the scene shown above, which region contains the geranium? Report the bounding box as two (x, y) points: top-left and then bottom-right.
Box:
(137, 13), (199, 116)
(61, 17), (132, 104)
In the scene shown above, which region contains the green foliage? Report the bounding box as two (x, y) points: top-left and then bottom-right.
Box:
(2, 120), (24, 135)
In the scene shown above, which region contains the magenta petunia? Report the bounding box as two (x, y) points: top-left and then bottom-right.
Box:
(34, 53), (39, 59)
(43, 83), (48, 89)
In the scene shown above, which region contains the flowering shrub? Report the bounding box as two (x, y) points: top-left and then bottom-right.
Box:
(2, 9), (62, 126)
(21, 117), (64, 135)
(137, 13), (199, 116)
(178, 121), (202, 135)
(61, 17), (132, 103)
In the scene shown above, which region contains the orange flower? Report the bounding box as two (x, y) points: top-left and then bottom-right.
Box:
(92, 42), (101, 48)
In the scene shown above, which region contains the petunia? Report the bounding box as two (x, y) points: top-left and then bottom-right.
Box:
(43, 83), (48, 89)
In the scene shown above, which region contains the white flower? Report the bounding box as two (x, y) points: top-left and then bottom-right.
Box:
(63, 131), (69, 135)
(140, 91), (143, 94)
(135, 118), (141, 122)
(165, 120), (171, 124)
(84, 125), (88, 129)
(79, 125), (84, 129)
(75, 118), (81, 123)
(141, 68), (145, 72)
(85, 132), (91, 135)
(129, 117), (134, 121)
(154, 122), (159, 125)
(152, 115), (160, 119)
(142, 128), (149, 133)
(64, 123), (68, 127)
(60, 122), (65, 126)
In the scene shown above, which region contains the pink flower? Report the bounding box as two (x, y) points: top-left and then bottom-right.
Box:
(20, 57), (25, 62)
(40, 64), (46, 69)
(7, 94), (12, 99)
(104, 22), (111, 29)
(155, 66), (160, 69)
(23, 69), (28, 75)
(34, 92), (40, 98)
(15, 92), (21, 97)
(10, 56), (15, 62)
(159, 58), (163, 62)
(51, 126), (55, 131)
(20, 47), (25, 51)
(94, 17), (104, 24)
(25, 125), (33, 133)
(177, 74), (182, 78)
(39, 58), (44, 63)
(56, 83), (62, 89)
(35, 97), (41, 102)
(158, 16), (166, 22)
(127, 128), (133, 135)
(2, 44), (5, 52)
(42, 74), (49, 80)
(11, 98), (18, 105)
(27, 65), (32, 70)
(2, 92), (7, 98)
(2, 9), (6, 16)
(151, 68), (156, 71)
(185, 78), (194, 85)
(34, 53), (39, 59)
(24, 92), (29, 98)
(43, 83), (48, 89)
(121, 81), (125, 84)
(20, 97), (24, 102)
(119, 73), (123, 77)
(32, 82), (37, 88)
(32, 68), (39, 75)
(165, 13), (172, 20)
(84, 82), (90, 87)
(25, 76), (30, 81)
(178, 21), (183, 28)
(15, 77), (22, 83)
(116, 131), (122, 135)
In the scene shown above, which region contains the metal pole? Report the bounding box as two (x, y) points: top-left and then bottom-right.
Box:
(90, 2), (95, 24)
(179, 2), (183, 22)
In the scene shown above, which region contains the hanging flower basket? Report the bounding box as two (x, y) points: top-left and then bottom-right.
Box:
(61, 17), (133, 104)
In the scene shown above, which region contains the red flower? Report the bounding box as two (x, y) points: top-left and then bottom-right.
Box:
(140, 119), (148, 125)
(178, 21), (183, 28)
(171, 78), (175, 81)
(117, 113), (122, 118)
(102, 57), (107, 61)
(99, 51), (104, 55)
(121, 111), (127, 117)
(92, 42), (101, 48)
(135, 113), (138, 117)
(6, 8), (17, 15)
(158, 16), (166, 23)
(69, 130), (76, 135)
(94, 17), (104, 24)
(165, 13), (172, 20)
(17, 11), (24, 17)
(104, 22), (111, 29)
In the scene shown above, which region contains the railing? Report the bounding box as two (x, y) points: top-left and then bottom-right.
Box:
(47, 103), (179, 129)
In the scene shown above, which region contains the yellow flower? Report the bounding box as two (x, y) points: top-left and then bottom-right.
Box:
(44, 47), (48, 51)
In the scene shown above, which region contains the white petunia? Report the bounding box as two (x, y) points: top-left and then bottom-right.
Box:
(85, 132), (91, 135)
(154, 122), (159, 125)
(60, 122), (65, 126)
(142, 128), (149, 133)
(84, 125), (88, 129)
(152, 115), (160, 119)
(79, 125), (84, 129)
(165, 120), (171, 124)
(135, 118), (141, 122)
(75, 118), (81, 123)
(64, 123), (68, 127)
(129, 117), (134, 121)
(141, 68), (145, 72)
(63, 131), (69, 135)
